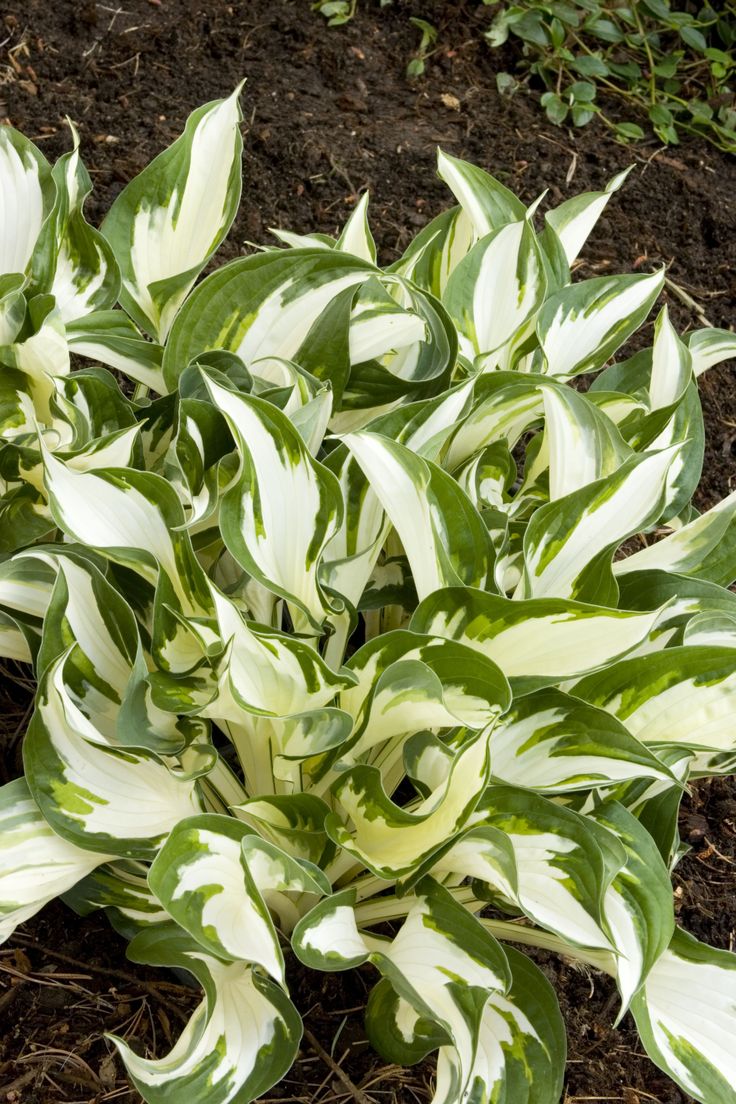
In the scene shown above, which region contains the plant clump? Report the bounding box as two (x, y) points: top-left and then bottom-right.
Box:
(1, 88), (736, 1104)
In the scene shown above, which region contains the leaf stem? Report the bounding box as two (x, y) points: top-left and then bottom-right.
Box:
(480, 917), (616, 974)
(631, 6), (658, 106)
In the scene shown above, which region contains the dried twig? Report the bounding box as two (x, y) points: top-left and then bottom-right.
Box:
(664, 275), (714, 328)
(303, 1028), (376, 1104)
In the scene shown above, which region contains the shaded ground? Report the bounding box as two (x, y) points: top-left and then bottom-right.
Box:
(1, 1), (735, 1101)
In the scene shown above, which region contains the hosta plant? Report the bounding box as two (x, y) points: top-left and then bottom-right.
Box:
(2, 87), (736, 1104)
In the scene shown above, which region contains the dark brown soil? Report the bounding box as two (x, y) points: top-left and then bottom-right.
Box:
(1, 1), (735, 1101)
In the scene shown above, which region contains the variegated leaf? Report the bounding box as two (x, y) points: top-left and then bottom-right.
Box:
(433, 945), (565, 1104)
(542, 166), (631, 267)
(338, 632), (509, 769)
(0, 776), (107, 942)
(63, 860), (169, 938)
(391, 205), (474, 298)
(437, 150), (525, 238)
(232, 794), (332, 867)
(101, 88), (244, 341)
(591, 801), (674, 1015)
(327, 727), (493, 879)
(519, 445), (679, 602)
(112, 923), (302, 1104)
(0, 272), (27, 346)
(343, 431), (494, 602)
(0, 608), (33, 662)
(162, 247), (374, 392)
(411, 587), (666, 686)
(148, 815), (285, 978)
(613, 489), (736, 588)
(336, 191), (377, 262)
(631, 928), (736, 1104)
(4, 294), (69, 422)
(443, 219), (546, 366)
(321, 382), (475, 626)
(573, 646), (736, 755)
(649, 305), (692, 411)
(31, 123), (120, 321)
(24, 653), (204, 857)
(471, 787), (624, 952)
(490, 689), (672, 793)
(204, 375), (344, 628)
(683, 610), (736, 648)
(40, 443), (215, 669)
(616, 568), (736, 649)
(537, 269), (664, 378)
(540, 382), (631, 500)
(297, 879), (563, 1103)
(0, 126), (53, 277)
(66, 310), (166, 393)
(444, 372), (544, 470)
(688, 327), (736, 378)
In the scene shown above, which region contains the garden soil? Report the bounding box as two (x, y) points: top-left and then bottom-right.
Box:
(0, 1), (734, 1101)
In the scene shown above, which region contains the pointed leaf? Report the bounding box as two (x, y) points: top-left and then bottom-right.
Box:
(437, 150), (525, 237)
(540, 382), (631, 500)
(204, 376), (344, 627)
(688, 327), (736, 378)
(101, 88), (244, 340)
(543, 166), (631, 267)
(573, 646), (736, 756)
(336, 192), (376, 262)
(0, 127), (53, 277)
(31, 125), (120, 320)
(537, 269), (664, 378)
(443, 220), (546, 364)
(491, 689), (672, 792)
(614, 489), (736, 588)
(519, 446), (679, 602)
(343, 431), (494, 601)
(411, 587), (666, 685)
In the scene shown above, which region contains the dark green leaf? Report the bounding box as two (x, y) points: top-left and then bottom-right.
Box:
(585, 17), (625, 43)
(550, 17), (566, 48)
(615, 122), (645, 141)
(511, 11), (550, 48)
(680, 24), (707, 51)
(609, 60), (642, 82)
(653, 58), (679, 78)
(572, 54), (610, 77)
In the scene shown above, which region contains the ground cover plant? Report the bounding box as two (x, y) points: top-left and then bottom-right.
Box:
(315, 0), (736, 151)
(1, 87), (736, 1104)
(486, 0), (736, 149)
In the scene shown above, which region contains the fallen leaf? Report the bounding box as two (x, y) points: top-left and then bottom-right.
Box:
(99, 1053), (117, 1088)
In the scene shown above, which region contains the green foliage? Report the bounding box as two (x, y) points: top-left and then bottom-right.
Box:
(314, 0), (736, 151)
(488, 0), (736, 150)
(2, 91), (736, 1104)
